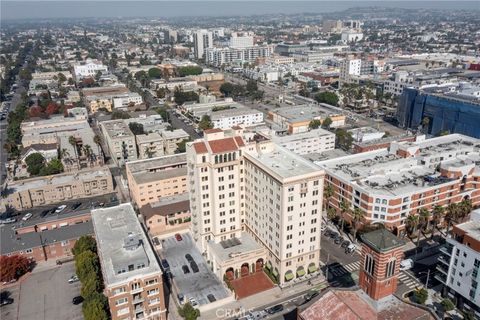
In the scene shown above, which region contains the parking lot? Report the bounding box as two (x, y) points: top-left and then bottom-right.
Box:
(0, 262), (83, 320)
(161, 233), (230, 306)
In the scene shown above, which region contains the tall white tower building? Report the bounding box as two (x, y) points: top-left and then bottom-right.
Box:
(193, 30), (213, 59)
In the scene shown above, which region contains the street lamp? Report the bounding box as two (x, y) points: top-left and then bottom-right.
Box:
(419, 269), (431, 289)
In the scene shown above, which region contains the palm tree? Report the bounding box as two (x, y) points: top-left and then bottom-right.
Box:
(339, 200), (351, 232)
(60, 148), (70, 159)
(93, 134), (103, 162)
(326, 207), (337, 222)
(351, 207), (365, 242)
(445, 203), (459, 236)
(82, 144), (93, 166)
(458, 199), (472, 222)
(406, 214), (420, 237)
(419, 208), (431, 231)
(431, 205), (444, 232)
(323, 184), (334, 211)
(68, 136), (79, 168)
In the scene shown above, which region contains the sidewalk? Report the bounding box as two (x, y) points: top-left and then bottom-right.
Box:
(199, 273), (327, 320)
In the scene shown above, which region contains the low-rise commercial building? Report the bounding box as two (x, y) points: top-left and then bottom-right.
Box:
(126, 154), (188, 208)
(4, 168), (114, 211)
(73, 59), (108, 80)
(92, 203), (167, 320)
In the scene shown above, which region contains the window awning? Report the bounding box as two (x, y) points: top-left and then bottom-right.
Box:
(265, 261), (272, 270)
(308, 265), (317, 273)
(285, 271), (294, 281)
(272, 268), (278, 277)
(297, 268), (306, 277)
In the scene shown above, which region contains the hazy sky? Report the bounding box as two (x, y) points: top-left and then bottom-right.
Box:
(1, 1), (479, 21)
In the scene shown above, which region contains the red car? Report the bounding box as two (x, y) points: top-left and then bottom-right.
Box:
(175, 233), (182, 241)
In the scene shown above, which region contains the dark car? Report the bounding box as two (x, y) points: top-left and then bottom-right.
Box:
(182, 265), (190, 274)
(70, 202), (81, 210)
(190, 261), (199, 273)
(334, 236), (344, 245)
(265, 304), (284, 314)
(341, 240), (350, 248)
(207, 294), (216, 303)
(185, 254), (194, 263)
(329, 231), (339, 239)
(153, 237), (160, 246)
(72, 296), (83, 305)
(160, 259), (170, 272)
(40, 209), (50, 218)
(304, 290), (319, 302)
(0, 296), (14, 307)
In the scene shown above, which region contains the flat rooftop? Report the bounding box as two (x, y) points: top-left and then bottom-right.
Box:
(211, 107), (262, 120)
(136, 132), (163, 144)
(5, 168), (111, 194)
(208, 232), (264, 263)
(245, 144), (324, 181)
(271, 104), (339, 123)
(101, 120), (134, 139)
(454, 220), (480, 241)
(127, 154), (187, 184)
(273, 128), (334, 144)
(91, 203), (162, 287)
(161, 129), (189, 140)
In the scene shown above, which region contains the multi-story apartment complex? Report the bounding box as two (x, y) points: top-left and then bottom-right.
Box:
(112, 93), (144, 110)
(210, 108), (264, 129)
(100, 120), (138, 166)
(193, 30), (213, 59)
(205, 45), (275, 66)
(136, 133), (165, 159)
(73, 59), (108, 80)
(436, 217), (480, 316)
(272, 128), (336, 155)
(4, 168), (114, 210)
(125, 154), (188, 208)
(317, 134), (480, 235)
(186, 128), (324, 284)
(91, 203), (167, 320)
(229, 32), (254, 48)
(161, 129), (190, 155)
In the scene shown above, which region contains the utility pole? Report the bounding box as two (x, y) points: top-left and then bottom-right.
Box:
(325, 253), (330, 281)
(425, 269), (430, 289)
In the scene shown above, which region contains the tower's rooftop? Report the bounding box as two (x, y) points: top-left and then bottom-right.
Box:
(360, 229), (406, 253)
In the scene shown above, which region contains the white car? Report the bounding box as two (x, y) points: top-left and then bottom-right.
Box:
(55, 205), (67, 213)
(400, 259), (414, 271)
(188, 297), (198, 307)
(22, 213), (33, 221)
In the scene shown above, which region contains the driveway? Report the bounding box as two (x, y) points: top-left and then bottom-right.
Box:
(1, 261), (83, 320)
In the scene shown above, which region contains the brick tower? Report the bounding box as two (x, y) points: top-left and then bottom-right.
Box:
(358, 229), (406, 300)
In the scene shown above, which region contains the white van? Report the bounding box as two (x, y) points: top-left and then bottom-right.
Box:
(400, 259), (414, 271)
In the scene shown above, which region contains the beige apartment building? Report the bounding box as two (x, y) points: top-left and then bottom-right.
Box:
(126, 154), (188, 208)
(100, 120), (138, 166)
(91, 203), (167, 320)
(136, 133), (165, 159)
(4, 168), (114, 210)
(161, 129), (190, 155)
(186, 128), (324, 284)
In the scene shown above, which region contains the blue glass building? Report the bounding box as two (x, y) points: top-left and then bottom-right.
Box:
(397, 87), (480, 138)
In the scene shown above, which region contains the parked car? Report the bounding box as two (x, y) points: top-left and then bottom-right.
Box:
(177, 293), (185, 305)
(400, 259), (414, 271)
(55, 205), (66, 213)
(72, 296), (84, 305)
(346, 244), (357, 254)
(160, 259), (170, 272)
(68, 275), (79, 284)
(185, 254), (194, 263)
(304, 290), (319, 302)
(207, 294), (216, 302)
(175, 233), (183, 241)
(265, 304), (284, 314)
(329, 231), (339, 239)
(190, 261), (199, 273)
(182, 265), (190, 274)
(0, 218), (16, 224)
(40, 209), (49, 218)
(189, 297), (198, 307)
(334, 236), (344, 245)
(70, 202), (81, 210)
(22, 213), (33, 221)
(0, 297), (14, 307)
(341, 240), (350, 248)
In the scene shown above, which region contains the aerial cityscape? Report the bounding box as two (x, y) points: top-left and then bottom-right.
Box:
(0, 1), (479, 320)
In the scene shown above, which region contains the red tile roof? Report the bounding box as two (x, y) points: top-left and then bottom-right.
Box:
(234, 136), (245, 147)
(208, 137), (239, 154)
(204, 128), (223, 134)
(193, 142), (208, 154)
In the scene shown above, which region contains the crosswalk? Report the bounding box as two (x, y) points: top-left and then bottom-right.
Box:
(329, 261), (361, 277)
(398, 271), (421, 290)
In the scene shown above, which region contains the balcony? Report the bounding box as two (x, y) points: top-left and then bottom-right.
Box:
(435, 272), (447, 284)
(132, 295), (144, 304)
(134, 305), (144, 313)
(436, 263), (449, 275)
(131, 287), (143, 294)
(439, 244), (453, 256)
(438, 255), (450, 265)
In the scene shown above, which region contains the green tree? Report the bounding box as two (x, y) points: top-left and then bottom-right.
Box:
(128, 122), (144, 135)
(220, 82), (235, 97)
(309, 119), (321, 130)
(75, 251), (100, 283)
(81, 275), (102, 299)
(323, 184), (334, 210)
(422, 117), (430, 134)
(406, 214), (420, 236)
(82, 292), (109, 320)
(413, 288), (428, 305)
(321, 117), (333, 129)
(178, 66), (203, 77)
(25, 153), (46, 176)
(339, 200), (350, 232)
(246, 80), (258, 93)
(351, 207), (365, 241)
(463, 311), (475, 320)
(198, 115), (213, 130)
(178, 302), (200, 320)
(19, 68), (32, 81)
(176, 139), (189, 153)
(445, 203), (459, 235)
(174, 88), (199, 105)
(441, 298), (455, 312)
(335, 129), (353, 151)
(111, 110), (131, 119)
(431, 205), (444, 231)
(148, 67), (162, 79)
(314, 92), (339, 106)
(72, 236), (97, 256)
(40, 159), (64, 176)
(154, 107), (169, 122)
